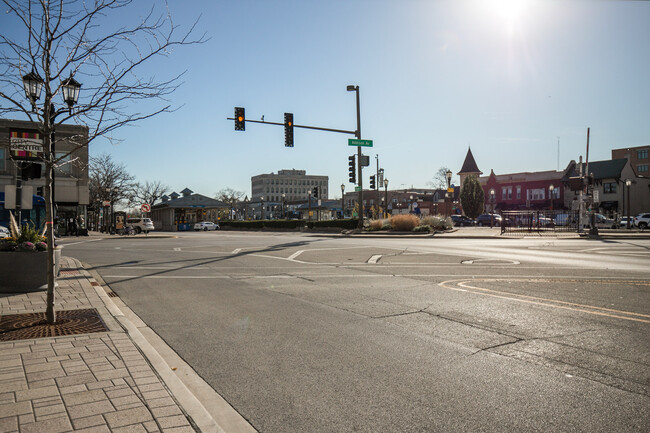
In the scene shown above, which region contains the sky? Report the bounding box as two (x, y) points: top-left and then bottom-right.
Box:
(3, 0), (650, 199)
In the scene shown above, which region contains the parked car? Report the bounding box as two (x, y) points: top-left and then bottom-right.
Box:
(194, 221), (219, 231)
(617, 216), (634, 228)
(585, 213), (618, 229)
(450, 215), (475, 227)
(634, 213), (650, 230)
(0, 225), (9, 239)
(476, 213), (502, 226)
(126, 217), (155, 234)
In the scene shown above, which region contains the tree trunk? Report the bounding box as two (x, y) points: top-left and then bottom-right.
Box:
(44, 119), (56, 325)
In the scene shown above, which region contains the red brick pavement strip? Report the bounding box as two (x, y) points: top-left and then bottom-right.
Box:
(0, 257), (197, 433)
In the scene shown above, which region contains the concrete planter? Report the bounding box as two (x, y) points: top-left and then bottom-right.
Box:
(0, 248), (61, 293)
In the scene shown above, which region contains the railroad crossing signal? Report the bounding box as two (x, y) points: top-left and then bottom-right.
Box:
(348, 155), (356, 183)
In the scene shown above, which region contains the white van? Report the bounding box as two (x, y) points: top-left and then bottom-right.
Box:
(126, 217), (155, 234)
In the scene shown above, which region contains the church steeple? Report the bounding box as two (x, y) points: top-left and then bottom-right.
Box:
(458, 147), (482, 192)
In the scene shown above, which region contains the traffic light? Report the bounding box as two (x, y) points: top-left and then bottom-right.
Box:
(21, 162), (42, 179)
(369, 175), (376, 189)
(313, 187), (319, 198)
(234, 107), (245, 131)
(284, 113), (294, 147)
(348, 155), (356, 183)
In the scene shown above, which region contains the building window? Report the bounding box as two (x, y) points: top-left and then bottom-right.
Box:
(603, 183), (616, 194)
(638, 165), (648, 173)
(501, 186), (512, 200)
(55, 152), (72, 175)
(516, 186), (521, 200)
(0, 148), (5, 171)
(638, 149), (648, 159)
(527, 188), (545, 200)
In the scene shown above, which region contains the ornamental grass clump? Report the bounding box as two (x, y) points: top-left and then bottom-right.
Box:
(369, 219), (383, 231)
(420, 215), (453, 231)
(390, 214), (419, 231)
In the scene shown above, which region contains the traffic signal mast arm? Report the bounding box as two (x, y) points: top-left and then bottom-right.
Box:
(228, 115), (357, 136)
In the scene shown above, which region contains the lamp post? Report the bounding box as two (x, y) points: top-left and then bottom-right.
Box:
(549, 184), (554, 211)
(409, 195), (413, 213)
(340, 184), (345, 218)
(384, 178), (389, 218)
(281, 193), (286, 219)
(244, 196), (248, 220)
(446, 169), (452, 217)
(625, 179), (632, 229)
(347, 84), (363, 229)
(260, 196), (264, 220)
(22, 71), (81, 226)
(489, 188), (496, 228)
(307, 190), (312, 223)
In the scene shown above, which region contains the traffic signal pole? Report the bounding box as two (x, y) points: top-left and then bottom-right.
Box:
(230, 85), (364, 228)
(349, 85), (364, 229)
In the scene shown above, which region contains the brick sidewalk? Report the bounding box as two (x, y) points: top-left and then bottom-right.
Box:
(0, 257), (197, 433)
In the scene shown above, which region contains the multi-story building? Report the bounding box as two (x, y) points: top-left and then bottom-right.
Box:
(0, 118), (89, 235)
(252, 169), (328, 203)
(612, 145), (650, 176)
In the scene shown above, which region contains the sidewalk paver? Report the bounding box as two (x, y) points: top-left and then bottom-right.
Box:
(0, 257), (198, 433)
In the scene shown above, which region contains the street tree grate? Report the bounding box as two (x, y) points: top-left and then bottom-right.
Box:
(0, 309), (108, 341)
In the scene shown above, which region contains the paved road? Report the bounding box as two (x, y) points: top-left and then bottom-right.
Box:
(62, 232), (650, 432)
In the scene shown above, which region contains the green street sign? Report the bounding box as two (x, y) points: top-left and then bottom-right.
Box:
(355, 186), (362, 192)
(348, 139), (373, 147)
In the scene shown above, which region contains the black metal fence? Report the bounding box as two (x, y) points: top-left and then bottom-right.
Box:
(500, 210), (580, 235)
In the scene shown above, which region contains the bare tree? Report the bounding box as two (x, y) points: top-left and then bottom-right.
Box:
(0, 0), (204, 324)
(428, 166), (455, 190)
(216, 187), (244, 219)
(131, 180), (169, 208)
(89, 153), (136, 218)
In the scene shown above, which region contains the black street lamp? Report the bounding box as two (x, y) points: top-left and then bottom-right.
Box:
(625, 179), (632, 229)
(489, 188), (496, 228)
(22, 69), (81, 326)
(282, 193), (286, 219)
(340, 184), (345, 218)
(244, 196), (249, 220)
(260, 196), (264, 220)
(308, 190), (312, 223)
(445, 169), (452, 217)
(549, 184), (555, 211)
(384, 178), (389, 218)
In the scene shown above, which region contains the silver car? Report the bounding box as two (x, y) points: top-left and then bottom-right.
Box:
(0, 225), (9, 238)
(194, 221), (219, 231)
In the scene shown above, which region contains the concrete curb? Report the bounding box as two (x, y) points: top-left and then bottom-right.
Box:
(76, 259), (257, 433)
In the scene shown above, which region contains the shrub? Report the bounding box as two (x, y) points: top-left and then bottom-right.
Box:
(307, 219), (359, 230)
(369, 220), (383, 231)
(390, 214), (419, 231)
(381, 221), (392, 231)
(413, 225), (431, 232)
(18, 241), (36, 251)
(17, 223), (45, 245)
(420, 215), (453, 231)
(36, 242), (47, 251)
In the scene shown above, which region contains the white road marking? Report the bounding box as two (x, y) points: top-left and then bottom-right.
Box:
(368, 255), (382, 264)
(232, 248), (242, 254)
(174, 247), (181, 251)
(288, 250), (304, 260)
